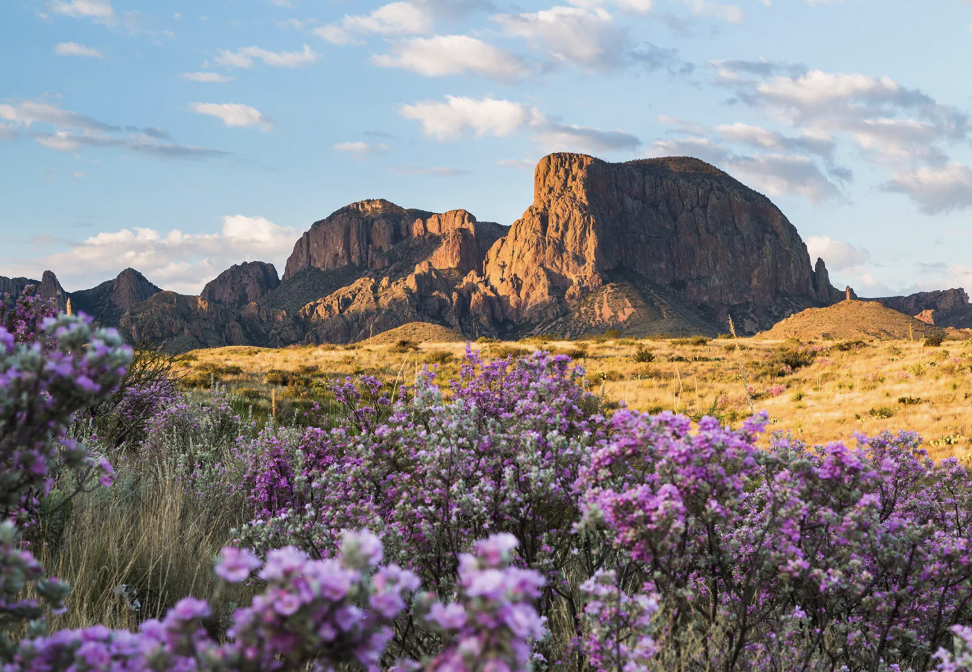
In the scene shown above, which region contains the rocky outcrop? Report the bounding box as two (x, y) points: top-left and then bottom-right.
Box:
(283, 200), (504, 280)
(0, 271), (67, 312)
(201, 262), (280, 307)
(481, 154), (838, 334)
(70, 268), (161, 326)
(874, 289), (972, 329)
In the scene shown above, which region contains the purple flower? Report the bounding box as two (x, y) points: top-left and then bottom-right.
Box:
(215, 547), (262, 583)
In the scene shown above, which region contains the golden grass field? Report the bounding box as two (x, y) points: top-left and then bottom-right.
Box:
(173, 323), (972, 462)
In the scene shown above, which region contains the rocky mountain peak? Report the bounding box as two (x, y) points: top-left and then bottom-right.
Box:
(201, 261), (281, 307)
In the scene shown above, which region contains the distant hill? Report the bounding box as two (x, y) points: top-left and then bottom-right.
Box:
(758, 300), (946, 341)
(359, 322), (466, 346)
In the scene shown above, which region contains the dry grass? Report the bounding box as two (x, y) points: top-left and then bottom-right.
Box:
(34, 458), (251, 631)
(176, 333), (972, 462)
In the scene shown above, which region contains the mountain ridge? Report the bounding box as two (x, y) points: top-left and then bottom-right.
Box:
(3, 153), (963, 352)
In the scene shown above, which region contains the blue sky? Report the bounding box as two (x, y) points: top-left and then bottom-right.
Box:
(2, 0), (972, 296)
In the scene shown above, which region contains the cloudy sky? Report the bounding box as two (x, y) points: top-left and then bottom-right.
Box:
(2, 0), (972, 296)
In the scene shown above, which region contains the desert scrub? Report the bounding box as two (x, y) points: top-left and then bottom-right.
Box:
(869, 405), (896, 419)
(634, 346), (655, 363)
(671, 335), (710, 346)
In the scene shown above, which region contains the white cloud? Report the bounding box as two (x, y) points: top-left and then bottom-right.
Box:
(0, 99), (116, 132)
(883, 162), (972, 214)
(399, 95), (539, 141)
(47, 0), (113, 21)
(33, 130), (230, 159)
(493, 6), (624, 70)
(533, 123), (640, 153)
(805, 235), (870, 271)
(189, 103), (272, 130)
(648, 137), (731, 165)
(567, 0), (654, 12)
(497, 158), (536, 168)
(334, 141), (391, 160)
(373, 35), (528, 80)
(7, 217), (299, 295)
(391, 164), (470, 176)
(684, 0), (744, 22)
(727, 154), (842, 203)
(317, 2), (432, 44)
(343, 2), (432, 34)
(54, 42), (105, 58)
(183, 72), (235, 82)
(314, 25), (360, 45)
(215, 44), (318, 68)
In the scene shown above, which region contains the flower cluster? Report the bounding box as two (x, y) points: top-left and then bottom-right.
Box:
(4, 530), (422, 672)
(417, 534), (547, 672)
(577, 570), (658, 672)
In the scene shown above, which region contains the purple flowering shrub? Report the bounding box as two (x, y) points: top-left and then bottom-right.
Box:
(238, 349), (603, 585)
(580, 409), (972, 670)
(0, 311), (131, 659)
(0, 285), (57, 348)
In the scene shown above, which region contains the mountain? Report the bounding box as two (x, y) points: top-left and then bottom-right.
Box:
(5, 153), (868, 351)
(201, 261), (280, 308)
(70, 268), (162, 326)
(0, 268), (158, 326)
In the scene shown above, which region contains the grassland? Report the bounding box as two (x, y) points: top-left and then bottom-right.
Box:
(175, 328), (972, 462)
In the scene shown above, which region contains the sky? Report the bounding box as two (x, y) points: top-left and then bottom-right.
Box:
(2, 0), (972, 297)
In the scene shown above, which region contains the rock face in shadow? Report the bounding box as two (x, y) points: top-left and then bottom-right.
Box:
(201, 262), (281, 308)
(71, 268), (161, 326)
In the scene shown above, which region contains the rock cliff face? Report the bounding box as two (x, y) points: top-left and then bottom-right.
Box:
(0, 271), (68, 312)
(71, 268), (161, 326)
(874, 289), (972, 328)
(283, 200), (504, 280)
(481, 154), (831, 334)
(201, 262), (280, 307)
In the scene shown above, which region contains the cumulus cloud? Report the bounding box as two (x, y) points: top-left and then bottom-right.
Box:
(647, 133), (844, 203)
(53, 42), (105, 58)
(373, 35), (528, 80)
(215, 44), (318, 68)
(399, 95), (539, 141)
(334, 141), (391, 160)
(683, 0), (744, 23)
(727, 154), (842, 203)
(493, 6), (624, 70)
(6, 216), (299, 295)
(882, 163), (972, 215)
(708, 62), (972, 212)
(182, 72), (236, 82)
(316, 2), (432, 43)
(399, 94), (640, 153)
(47, 0), (113, 22)
(805, 235), (870, 272)
(189, 102), (273, 130)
